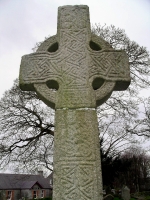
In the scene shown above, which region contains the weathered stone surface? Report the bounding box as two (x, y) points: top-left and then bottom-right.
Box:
(19, 5), (130, 109)
(122, 186), (130, 200)
(53, 109), (102, 199)
(19, 5), (130, 200)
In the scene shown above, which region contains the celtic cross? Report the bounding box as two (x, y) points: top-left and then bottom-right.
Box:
(19, 5), (130, 200)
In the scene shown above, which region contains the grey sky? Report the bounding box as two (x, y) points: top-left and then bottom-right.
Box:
(0, 0), (150, 98)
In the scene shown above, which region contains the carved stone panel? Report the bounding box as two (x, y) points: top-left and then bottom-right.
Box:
(53, 109), (103, 200)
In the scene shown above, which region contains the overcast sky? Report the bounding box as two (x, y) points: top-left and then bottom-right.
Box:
(0, 0), (150, 98)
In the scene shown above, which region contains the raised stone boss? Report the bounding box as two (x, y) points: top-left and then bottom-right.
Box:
(19, 5), (130, 200)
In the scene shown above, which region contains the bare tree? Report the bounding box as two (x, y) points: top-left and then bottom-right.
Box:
(0, 79), (54, 174)
(93, 24), (149, 121)
(125, 97), (150, 138)
(92, 24), (150, 89)
(0, 24), (149, 174)
(93, 24), (150, 156)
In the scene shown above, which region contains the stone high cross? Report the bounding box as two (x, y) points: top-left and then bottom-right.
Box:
(19, 5), (130, 200)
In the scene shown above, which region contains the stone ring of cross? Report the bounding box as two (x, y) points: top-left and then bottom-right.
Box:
(19, 5), (130, 109)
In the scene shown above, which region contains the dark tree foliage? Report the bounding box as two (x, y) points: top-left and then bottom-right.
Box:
(101, 143), (150, 191)
(100, 139), (132, 189)
(117, 147), (150, 192)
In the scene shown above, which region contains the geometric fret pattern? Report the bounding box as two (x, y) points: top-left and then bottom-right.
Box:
(89, 51), (130, 81)
(61, 164), (94, 200)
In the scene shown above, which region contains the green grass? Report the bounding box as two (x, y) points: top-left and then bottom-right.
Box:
(114, 197), (121, 200)
(145, 196), (150, 200)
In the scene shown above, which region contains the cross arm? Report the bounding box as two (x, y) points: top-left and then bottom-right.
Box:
(19, 51), (61, 91)
(89, 49), (130, 90)
(89, 49), (130, 107)
(19, 51), (62, 109)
